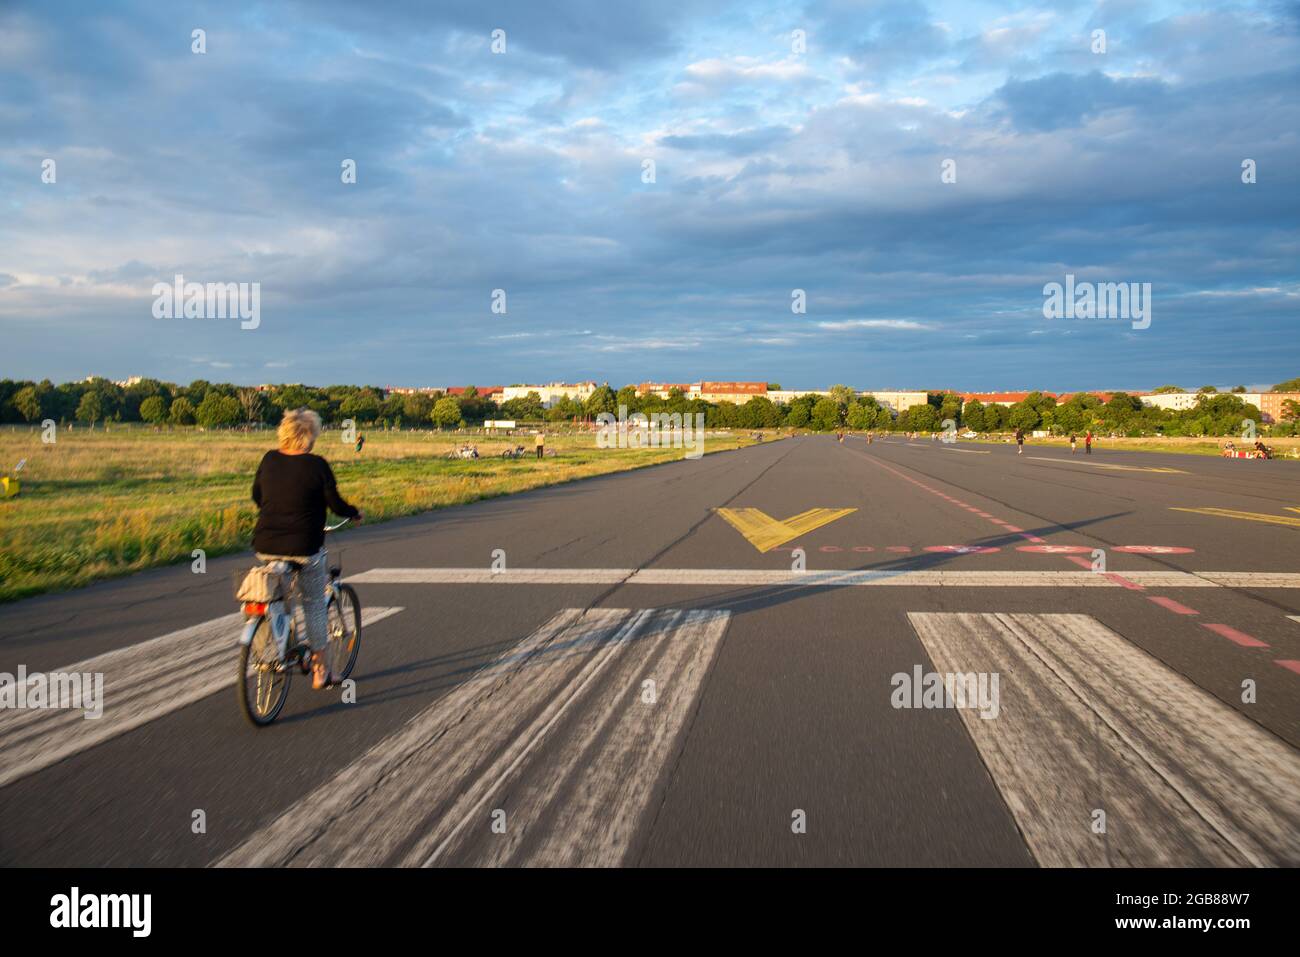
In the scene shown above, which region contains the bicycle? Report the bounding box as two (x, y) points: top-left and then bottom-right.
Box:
(236, 519), (361, 726)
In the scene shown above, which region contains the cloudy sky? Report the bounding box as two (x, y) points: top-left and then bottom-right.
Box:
(2, 0), (1298, 391)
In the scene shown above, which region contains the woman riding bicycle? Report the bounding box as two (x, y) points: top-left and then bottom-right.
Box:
(251, 409), (362, 689)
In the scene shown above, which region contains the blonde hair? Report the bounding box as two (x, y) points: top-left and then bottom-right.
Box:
(278, 408), (322, 453)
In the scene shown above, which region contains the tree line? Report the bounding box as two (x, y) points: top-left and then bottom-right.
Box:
(1, 377), (1296, 437)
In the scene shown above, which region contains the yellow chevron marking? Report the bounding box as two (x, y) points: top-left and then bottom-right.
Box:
(1170, 507), (1300, 529)
(715, 507), (858, 553)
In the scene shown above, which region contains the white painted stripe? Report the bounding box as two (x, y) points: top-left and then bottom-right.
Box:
(1198, 572), (1300, 589)
(350, 567), (635, 584)
(1289, 615), (1300, 625)
(349, 567), (1269, 587)
(0, 606), (403, 789)
(907, 612), (1300, 866)
(217, 606), (730, 868)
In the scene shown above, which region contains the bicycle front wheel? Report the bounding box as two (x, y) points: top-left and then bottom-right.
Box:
(326, 584), (362, 681)
(238, 618), (290, 726)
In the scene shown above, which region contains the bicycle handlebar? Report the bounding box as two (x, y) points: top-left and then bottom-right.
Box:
(324, 518), (352, 533)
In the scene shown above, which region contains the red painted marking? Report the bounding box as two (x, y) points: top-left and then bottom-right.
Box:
(1103, 572), (1146, 591)
(923, 545), (1001, 554)
(819, 545), (842, 552)
(1019, 545), (1092, 554)
(1147, 596), (1199, 616)
(1066, 555), (1094, 569)
(886, 546), (912, 552)
(1114, 545), (1195, 555)
(851, 546), (875, 552)
(1274, 660), (1300, 675)
(974, 512), (993, 518)
(1202, 623), (1269, 648)
(1023, 535), (1048, 543)
(1000, 525), (1025, 533)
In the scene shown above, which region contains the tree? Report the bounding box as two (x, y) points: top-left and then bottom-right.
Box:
(338, 391), (381, 423)
(1231, 385), (1247, 394)
(401, 392), (434, 423)
(584, 385), (618, 418)
(13, 386), (43, 423)
(828, 384), (857, 407)
(1197, 385), (1218, 394)
(76, 391), (103, 425)
(168, 396), (196, 425)
(845, 403), (873, 430)
(1271, 377), (1300, 392)
(1152, 385), (1185, 394)
(962, 399), (986, 432)
(139, 395), (168, 424)
(810, 398), (841, 431)
(430, 396), (463, 429)
(196, 392), (240, 428)
(235, 388), (263, 425)
(785, 402), (810, 428)
(1281, 399), (1300, 422)
(1007, 401), (1040, 432)
(908, 404), (939, 432)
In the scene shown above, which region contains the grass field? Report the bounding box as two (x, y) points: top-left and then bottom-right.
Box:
(0, 426), (772, 602)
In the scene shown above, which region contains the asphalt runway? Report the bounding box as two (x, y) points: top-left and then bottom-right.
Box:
(2, 434), (1298, 866)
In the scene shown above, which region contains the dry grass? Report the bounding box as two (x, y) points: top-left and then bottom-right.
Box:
(0, 426), (769, 601)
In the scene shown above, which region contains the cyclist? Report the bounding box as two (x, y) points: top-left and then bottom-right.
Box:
(251, 408), (362, 689)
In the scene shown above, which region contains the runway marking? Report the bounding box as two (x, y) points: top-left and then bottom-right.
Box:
(1201, 623), (1268, 648)
(1289, 616), (1300, 625)
(1171, 506), (1300, 530)
(1276, 660), (1300, 675)
(0, 606), (404, 790)
(942, 448), (990, 454)
(217, 607), (730, 867)
(1025, 456), (1188, 474)
(907, 612), (1300, 865)
(1147, 596), (1199, 616)
(349, 567), (1300, 588)
(713, 507), (857, 553)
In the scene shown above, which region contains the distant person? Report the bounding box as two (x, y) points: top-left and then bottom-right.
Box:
(1015, 428), (1025, 454)
(252, 408), (363, 690)
(535, 431), (545, 460)
(1069, 434), (1077, 454)
(1085, 430), (1093, 454)
(355, 433), (365, 453)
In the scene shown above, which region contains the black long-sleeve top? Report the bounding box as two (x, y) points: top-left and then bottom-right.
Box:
(251, 450), (360, 555)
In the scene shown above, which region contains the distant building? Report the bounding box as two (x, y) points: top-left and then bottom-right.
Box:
(445, 386), (504, 401)
(1139, 391), (1300, 423)
(635, 381), (768, 403)
(767, 389), (830, 403)
(500, 381), (599, 409)
(696, 381), (767, 403)
(865, 391), (930, 413)
(1137, 391), (1201, 412)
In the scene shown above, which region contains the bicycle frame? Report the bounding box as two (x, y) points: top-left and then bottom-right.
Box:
(239, 519), (350, 653)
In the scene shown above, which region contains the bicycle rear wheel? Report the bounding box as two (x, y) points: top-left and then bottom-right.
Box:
(326, 584), (362, 681)
(238, 618), (290, 726)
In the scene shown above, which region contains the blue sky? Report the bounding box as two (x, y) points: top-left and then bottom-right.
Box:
(2, 0), (1298, 391)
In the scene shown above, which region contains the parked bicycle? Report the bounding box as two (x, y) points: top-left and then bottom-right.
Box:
(236, 519), (361, 726)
